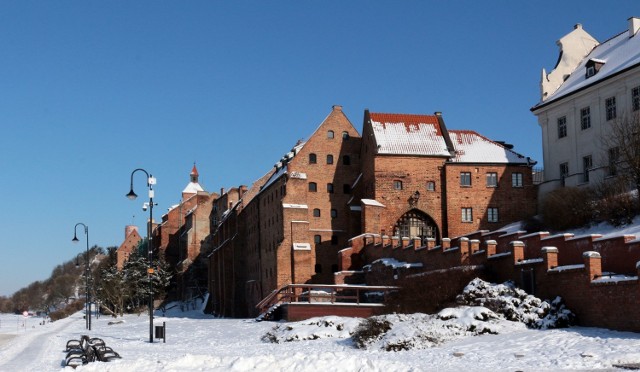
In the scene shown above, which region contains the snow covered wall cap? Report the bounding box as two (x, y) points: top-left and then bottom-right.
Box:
(541, 246), (558, 253)
(582, 251), (601, 258)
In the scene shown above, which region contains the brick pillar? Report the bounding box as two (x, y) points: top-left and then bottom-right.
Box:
(391, 236), (400, 249)
(382, 235), (390, 246)
(542, 246), (558, 270)
(364, 234), (374, 247)
(583, 251), (602, 280)
(401, 237), (410, 249)
(510, 241), (525, 263)
(459, 237), (469, 255)
(442, 238), (451, 250)
(374, 234), (382, 246)
(413, 237), (422, 249)
(426, 238), (436, 249)
(485, 240), (497, 257)
(470, 239), (480, 254)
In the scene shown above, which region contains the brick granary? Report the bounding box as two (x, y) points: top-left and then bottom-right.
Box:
(206, 105), (538, 317)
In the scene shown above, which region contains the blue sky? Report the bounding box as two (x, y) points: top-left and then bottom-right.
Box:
(0, 1), (637, 296)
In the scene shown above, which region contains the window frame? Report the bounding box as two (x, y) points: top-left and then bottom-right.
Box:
(557, 116), (567, 138)
(326, 183), (334, 193)
(460, 172), (472, 187)
(461, 208), (473, 223)
(308, 182), (317, 192)
(393, 180), (403, 190)
(486, 172), (498, 187)
(309, 153), (317, 164)
(582, 155), (592, 183)
(342, 131), (349, 140)
(606, 96), (617, 121)
(313, 208), (321, 217)
(580, 107), (591, 130)
(487, 207), (499, 223)
(426, 181), (435, 191)
(326, 154), (334, 164)
(511, 173), (523, 188)
(330, 209), (337, 219)
(327, 130), (334, 139)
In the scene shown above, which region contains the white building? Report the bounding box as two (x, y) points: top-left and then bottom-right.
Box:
(532, 17), (640, 199)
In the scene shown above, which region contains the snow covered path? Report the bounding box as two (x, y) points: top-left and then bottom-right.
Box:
(0, 313), (78, 371)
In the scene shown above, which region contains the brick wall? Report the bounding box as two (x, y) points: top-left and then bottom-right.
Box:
(344, 228), (640, 332)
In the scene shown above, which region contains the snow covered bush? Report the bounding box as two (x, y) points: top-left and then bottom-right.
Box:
(262, 316), (361, 343)
(351, 317), (392, 349)
(456, 278), (575, 329)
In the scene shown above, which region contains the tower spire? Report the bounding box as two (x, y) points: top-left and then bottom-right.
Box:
(190, 162), (199, 183)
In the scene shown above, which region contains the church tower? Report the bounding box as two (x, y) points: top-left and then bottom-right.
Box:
(182, 163), (205, 200)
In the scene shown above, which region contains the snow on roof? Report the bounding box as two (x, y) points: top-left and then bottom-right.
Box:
(369, 113), (532, 164)
(535, 28), (640, 107)
(448, 130), (530, 164)
(361, 199), (385, 207)
(369, 113), (451, 157)
(182, 182), (204, 194)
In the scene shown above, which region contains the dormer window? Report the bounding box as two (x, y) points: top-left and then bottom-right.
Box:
(585, 58), (605, 78)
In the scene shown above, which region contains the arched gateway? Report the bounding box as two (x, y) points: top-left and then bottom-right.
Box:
(393, 209), (439, 242)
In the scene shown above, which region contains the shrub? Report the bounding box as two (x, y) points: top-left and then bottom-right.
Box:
(352, 317), (392, 349)
(541, 187), (594, 230)
(49, 299), (84, 321)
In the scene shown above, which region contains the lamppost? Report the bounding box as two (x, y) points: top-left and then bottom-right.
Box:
(126, 168), (156, 343)
(72, 223), (91, 331)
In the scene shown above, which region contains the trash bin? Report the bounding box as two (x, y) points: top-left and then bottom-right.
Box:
(155, 323), (165, 341)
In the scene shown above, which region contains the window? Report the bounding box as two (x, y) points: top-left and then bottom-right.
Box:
(487, 208), (499, 223)
(486, 172), (498, 187)
(343, 184), (351, 194)
(327, 130), (334, 139)
(326, 183), (334, 193)
(608, 147), (619, 176)
(314, 235), (321, 244)
(326, 154), (333, 164)
(606, 97), (617, 120)
(633, 86), (640, 112)
(330, 209), (337, 219)
(559, 162), (569, 186)
(342, 131), (349, 140)
(557, 116), (567, 138)
(393, 180), (403, 190)
(512, 173), (523, 188)
(313, 208), (321, 217)
(582, 155), (592, 183)
(461, 208), (473, 223)
(331, 235), (338, 245)
(309, 153), (317, 164)
(586, 65), (595, 78)
(308, 182), (317, 192)
(580, 107), (591, 130)
(426, 181), (435, 191)
(460, 172), (472, 186)
(342, 155), (351, 165)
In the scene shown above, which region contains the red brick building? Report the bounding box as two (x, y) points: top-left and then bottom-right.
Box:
(116, 225), (142, 270)
(207, 106), (537, 317)
(356, 110), (537, 241)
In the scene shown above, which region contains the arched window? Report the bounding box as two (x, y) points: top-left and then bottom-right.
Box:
(314, 235), (321, 244)
(393, 209), (438, 241)
(331, 209), (337, 219)
(342, 131), (349, 140)
(326, 155), (334, 164)
(313, 208), (321, 217)
(327, 183), (334, 193)
(327, 130), (334, 139)
(309, 153), (317, 164)
(308, 182), (317, 192)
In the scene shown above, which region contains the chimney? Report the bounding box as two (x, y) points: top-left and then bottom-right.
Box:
(629, 17), (640, 37)
(220, 187), (225, 195)
(574, 23), (582, 30)
(332, 105), (343, 111)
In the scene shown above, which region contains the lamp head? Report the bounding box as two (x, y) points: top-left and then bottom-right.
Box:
(72, 234), (79, 243)
(126, 189), (138, 200)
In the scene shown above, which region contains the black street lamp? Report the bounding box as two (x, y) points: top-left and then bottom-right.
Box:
(127, 168), (156, 343)
(72, 222), (91, 331)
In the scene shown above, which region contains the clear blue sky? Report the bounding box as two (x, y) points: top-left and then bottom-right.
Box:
(1, 1), (637, 296)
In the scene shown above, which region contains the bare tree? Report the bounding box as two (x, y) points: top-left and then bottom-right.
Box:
(601, 112), (640, 206)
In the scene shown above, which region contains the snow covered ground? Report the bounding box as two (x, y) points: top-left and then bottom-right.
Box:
(1, 298), (639, 371)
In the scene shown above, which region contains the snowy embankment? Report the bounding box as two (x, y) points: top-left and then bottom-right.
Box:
(1, 278), (639, 371)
